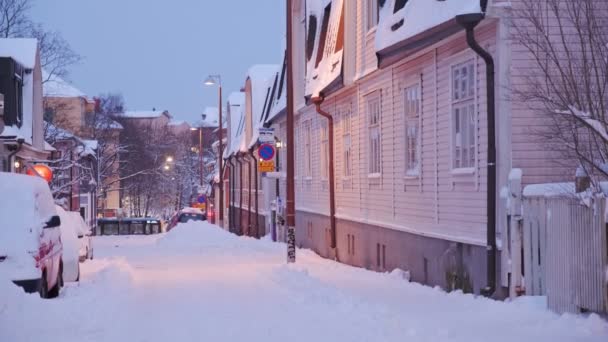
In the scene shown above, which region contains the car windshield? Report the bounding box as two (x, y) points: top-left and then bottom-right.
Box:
(178, 213), (204, 223)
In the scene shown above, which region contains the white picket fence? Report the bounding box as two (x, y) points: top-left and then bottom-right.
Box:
(522, 190), (608, 314)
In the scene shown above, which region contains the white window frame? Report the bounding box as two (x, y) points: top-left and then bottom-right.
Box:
(341, 106), (352, 179)
(304, 119), (313, 179)
(404, 83), (421, 178)
(450, 58), (477, 174)
(320, 121), (329, 181)
(365, 91), (382, 177)
(365, 0), (379, 33)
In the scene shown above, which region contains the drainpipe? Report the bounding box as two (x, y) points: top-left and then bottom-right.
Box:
(456, 12), (496, 297)
(228, 156), (236, 233)
(311, 96), (337, 251)
(249, 148), (259, 238)
(237, 153), (245, 236)
(7, 138), (24, 172)
(246, 152), (253, 236)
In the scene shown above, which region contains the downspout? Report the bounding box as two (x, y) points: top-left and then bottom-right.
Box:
(237, 153), (245, 236)
(226, 157), (232, 232)
(311, 96), (337, 251)
(456, 12), (496, 297)
(7, 139), (24, 172)
(246, 152), (253, 236)
(249, 148), (259, 238)
(229, 156), (236, 233)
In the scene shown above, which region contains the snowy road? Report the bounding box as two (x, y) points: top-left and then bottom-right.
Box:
(2, 222), (607, 342)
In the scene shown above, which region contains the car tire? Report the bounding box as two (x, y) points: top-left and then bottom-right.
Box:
(48, 263), (63, 298)
(39, 271), (48, 299)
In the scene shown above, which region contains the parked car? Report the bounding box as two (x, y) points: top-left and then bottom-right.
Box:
(167, 208), (206, 231)
(69, 212), (93, 261)
(55, 206), (80, 282)
(0, 173), (64, 298)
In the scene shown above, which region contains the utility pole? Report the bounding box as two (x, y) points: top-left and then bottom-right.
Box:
(286, 0), (296, 263)
(218, 85), (224, 229)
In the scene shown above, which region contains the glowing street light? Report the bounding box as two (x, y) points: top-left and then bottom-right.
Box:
(166, 156), (174, 163)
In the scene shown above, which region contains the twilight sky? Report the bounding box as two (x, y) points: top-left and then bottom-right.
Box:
(30, 0), (285, 123)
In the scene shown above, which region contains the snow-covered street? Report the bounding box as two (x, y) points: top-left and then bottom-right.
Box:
(2, 222), (607, 342)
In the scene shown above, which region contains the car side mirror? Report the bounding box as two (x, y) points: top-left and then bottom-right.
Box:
(44, 215), (61, 229)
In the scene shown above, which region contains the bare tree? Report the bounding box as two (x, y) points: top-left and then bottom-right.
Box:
(513, 0), (608, 186)
(0, 0), (31, 38)
(29, 24), (83, 82)
(0, 0), (82, 82)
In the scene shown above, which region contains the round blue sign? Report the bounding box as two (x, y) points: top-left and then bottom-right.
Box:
(197, 195), (206, 204)
(258, 143), (275, 161)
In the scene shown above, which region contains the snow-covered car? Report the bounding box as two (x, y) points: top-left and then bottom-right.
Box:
(167, 208), (206, 231)
(69, 212), (93, 261)
(55, 206), (81, 282)
(0, 173), (64, 298)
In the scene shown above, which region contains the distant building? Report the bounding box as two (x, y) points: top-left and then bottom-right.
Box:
(0, 38), (50, 173)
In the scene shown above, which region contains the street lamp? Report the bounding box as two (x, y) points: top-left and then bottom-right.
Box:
(166, 156), (174, 163)
(191, 125), (204, 189)
(204, 74), (224, 228)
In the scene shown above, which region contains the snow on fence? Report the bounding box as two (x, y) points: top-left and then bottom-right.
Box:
(522, 185), (608, 315)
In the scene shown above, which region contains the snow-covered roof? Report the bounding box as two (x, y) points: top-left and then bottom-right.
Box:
(225, 92), (246, 158)
(201, 107), (220, 127)
(168, 120), (186, 126)
(42, 70), (87, 98)
(246, 64), (280, 148)
(375, 0), (481, 53)
(121, 110), (171, 119)
(305, 0), (344, 98)
(266, 53), (287, 124)
(0, 38), (38, 69)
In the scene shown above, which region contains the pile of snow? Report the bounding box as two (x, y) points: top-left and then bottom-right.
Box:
(375, 0), (481, 52)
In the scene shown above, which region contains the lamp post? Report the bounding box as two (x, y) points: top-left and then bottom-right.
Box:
(204, 74), (224, 228)
(190, 126), (204, 188)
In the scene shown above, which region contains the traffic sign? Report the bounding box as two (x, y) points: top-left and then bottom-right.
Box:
(197, 194), (206, 204)
(258, 143), (275, 161)
(258, 127), (275, 143)
(259, 160), (275, 173)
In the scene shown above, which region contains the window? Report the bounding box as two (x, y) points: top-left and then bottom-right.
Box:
(366, 92), (381, 176)
(315, 4), (332, 68)
(342, 107), (352, 178)
(394, 0), (408, 13)
(404, 84), (421, 176)
(451, 60), (476, 170)
(306, 15), (318, 62)
(347, 234), (355, 256)
(304, 120), (312, 178)
(366, 0), (379, 31)
(320, 122), (329, 180)
(376, 243), (386, 270)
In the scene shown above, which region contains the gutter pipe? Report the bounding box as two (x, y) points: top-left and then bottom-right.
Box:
(456, 11), (497, 297)
(311, 96), (337, 251)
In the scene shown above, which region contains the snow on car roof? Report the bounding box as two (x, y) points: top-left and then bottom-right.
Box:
(0, 173), (57, 254)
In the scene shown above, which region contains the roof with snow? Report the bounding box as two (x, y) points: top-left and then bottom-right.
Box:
(246, 64), (280, 148)
(0, 38), (38, 69)
(305, 0), (345, 98)
(375, 0), (481, 67)
(266, 52), (287, 124)
(201, 107), (220, 127)
(42, 71), (87, 98)
(121, 110), (171, 119)
(225, 92), (246, 158)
